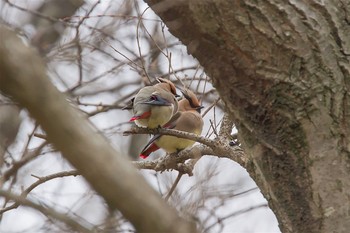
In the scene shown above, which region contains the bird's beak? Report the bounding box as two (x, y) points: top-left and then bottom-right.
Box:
(196, 105), (204, 113)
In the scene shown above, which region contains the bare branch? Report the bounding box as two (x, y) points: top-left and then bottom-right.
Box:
(0, 142), (48, 186)
(165, 172), (183, 201)
(203, 203), (269, 233)
(0, 170), (79, 215)
(0, 189), (94, 232)
(123, 127), (215, 148)
(133, 143), (246, 171)
(125, 123), (247, 168)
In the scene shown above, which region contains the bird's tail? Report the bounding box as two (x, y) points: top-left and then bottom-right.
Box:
(139, 143), (159, 159)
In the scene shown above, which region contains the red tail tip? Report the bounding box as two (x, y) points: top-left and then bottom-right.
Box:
(140, 154), (148, 159)
(129, 116), (138, 122)
(130, 112), (151, 122)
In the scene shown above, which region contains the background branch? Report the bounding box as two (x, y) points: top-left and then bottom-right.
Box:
(0, 170), (79, 214)
(0, 142), (47, 186)
(0, 189), (93, 233)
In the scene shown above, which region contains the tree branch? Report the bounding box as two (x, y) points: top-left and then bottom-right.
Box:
(0, 170), (79, 214)
(133, 143), (246, 172)
(124, 127), (215, 147)
(0, 189), (93, 232)
(165, 172), (183, 201)
(203, 203), (269, 233)
(0, 142), (47, 185)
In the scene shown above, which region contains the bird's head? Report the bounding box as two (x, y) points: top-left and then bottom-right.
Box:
(156, 78), (179, 97)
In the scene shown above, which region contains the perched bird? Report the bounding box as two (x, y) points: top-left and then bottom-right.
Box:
(139, 89), (204, 159)
(129, 78), (179, 128)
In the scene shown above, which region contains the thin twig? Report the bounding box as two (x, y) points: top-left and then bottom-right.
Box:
(201, 97), (220, 117)
(0, 170), (79, 214)
(0, 142), (48, 185)
(136, 6), (151, 81)
(165, 172), (183, 201)
(0, 189), (94, 232)
(203, 203), (269, 233)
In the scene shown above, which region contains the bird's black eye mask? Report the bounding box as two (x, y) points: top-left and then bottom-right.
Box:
(181, 90), (203, 111)
(141, 94), (172, 106)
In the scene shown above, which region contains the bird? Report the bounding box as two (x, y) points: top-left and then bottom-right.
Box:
(139, 89), (204, 159)
(129, 78), (179, 128)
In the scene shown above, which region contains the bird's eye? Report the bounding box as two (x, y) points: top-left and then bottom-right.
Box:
(150, 95), (157, 101)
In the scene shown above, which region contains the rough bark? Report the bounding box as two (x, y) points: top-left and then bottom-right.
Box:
(0, 26), (196, 233)
(144, 0), (350, 232)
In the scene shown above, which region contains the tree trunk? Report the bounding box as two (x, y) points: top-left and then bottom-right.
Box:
(145, 0), (350, 232)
